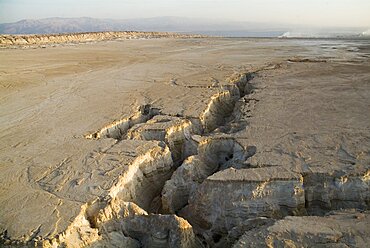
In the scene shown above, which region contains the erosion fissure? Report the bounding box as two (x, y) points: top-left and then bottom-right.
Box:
(32, 66), (369, 248)
(62, 71), (257, 247)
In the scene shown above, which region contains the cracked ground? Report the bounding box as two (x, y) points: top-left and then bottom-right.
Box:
(0, 37), (369, 247)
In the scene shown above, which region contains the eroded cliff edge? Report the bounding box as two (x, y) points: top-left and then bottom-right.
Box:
(0, 31), (205, 47)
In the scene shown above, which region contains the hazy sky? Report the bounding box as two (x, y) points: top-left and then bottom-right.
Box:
(0, 0), (369, 27)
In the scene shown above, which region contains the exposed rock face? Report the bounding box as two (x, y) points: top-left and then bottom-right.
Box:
(304, 170), (370, 214)
(89, 198), (196, 248)
(108, 143), (173, 211)
(85, 105), (161, 140)
(162, 155), (208, 213)
(233, 210), (370, 248)
(200, 86), (240, 133)
(122, 215), (195, 248)
(127, 115), (200, 166)
(55, 198), (196, 248)
(182, 167), (305, 246)
(161, 137), (251, 213)
(127, 115), (183, 141)
(0, 31), (205, 47)
(94, 199), (148, 233)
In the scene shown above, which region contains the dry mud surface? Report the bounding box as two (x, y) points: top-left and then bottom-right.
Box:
(0, 37), (369, 247)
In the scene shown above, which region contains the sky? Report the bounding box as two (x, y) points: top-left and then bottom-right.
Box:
(0, 0), (369, 27)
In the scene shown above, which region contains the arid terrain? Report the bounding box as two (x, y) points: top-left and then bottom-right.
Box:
(0, 35), (369, 247)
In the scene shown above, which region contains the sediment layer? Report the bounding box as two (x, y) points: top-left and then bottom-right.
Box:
(0, 31), (205, 47)
(233, 210), (370, 248)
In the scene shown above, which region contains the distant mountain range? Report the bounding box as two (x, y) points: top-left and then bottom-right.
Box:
(0, 17), (286, 37)
(0, 17), (368, 38)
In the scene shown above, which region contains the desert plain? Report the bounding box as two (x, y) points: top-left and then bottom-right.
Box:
(0, 35), (369, 247)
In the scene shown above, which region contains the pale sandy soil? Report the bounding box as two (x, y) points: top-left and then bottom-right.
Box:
(0, 38), (369, 247)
